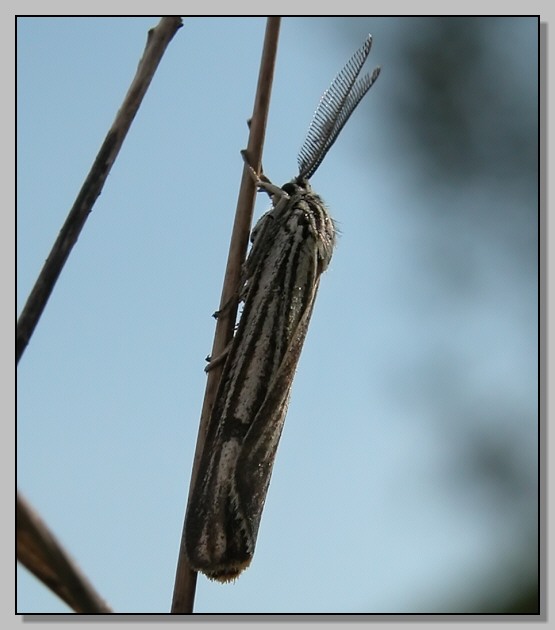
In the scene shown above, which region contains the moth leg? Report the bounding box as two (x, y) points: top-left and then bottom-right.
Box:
(205, 339), (233, 372)
(240, 150), (284, 199)
(243, 120), (272, 186)
(212, 288), (241, 320)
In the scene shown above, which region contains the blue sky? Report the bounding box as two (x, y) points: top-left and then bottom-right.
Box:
(17, 17), (538, 614)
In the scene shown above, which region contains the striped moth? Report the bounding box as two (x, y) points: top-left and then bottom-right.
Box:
(185, 35), (380, 582)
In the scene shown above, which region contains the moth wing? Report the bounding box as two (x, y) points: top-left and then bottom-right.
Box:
(234, 280), (321, 542)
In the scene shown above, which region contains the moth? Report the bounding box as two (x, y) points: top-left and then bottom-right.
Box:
(185, 35), (380, 582)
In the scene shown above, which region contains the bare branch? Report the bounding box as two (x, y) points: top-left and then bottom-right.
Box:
(17, 16), (183, 612)
(170, 16), (282, 613)
(17, 493), (113, 613)
(16, 16), (183, 364)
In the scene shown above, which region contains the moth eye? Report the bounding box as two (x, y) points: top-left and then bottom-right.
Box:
(281, 182), (298, 196)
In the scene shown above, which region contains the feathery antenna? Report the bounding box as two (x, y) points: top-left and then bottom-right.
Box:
(297, 34), (380, 181)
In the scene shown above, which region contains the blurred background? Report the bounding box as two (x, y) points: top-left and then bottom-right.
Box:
(17, 17), (538, 613)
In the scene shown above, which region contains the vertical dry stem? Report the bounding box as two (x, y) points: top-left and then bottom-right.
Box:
(170, 17), (281, 614)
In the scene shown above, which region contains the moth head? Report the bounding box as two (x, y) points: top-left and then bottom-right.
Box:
(282, 177), (312, 196)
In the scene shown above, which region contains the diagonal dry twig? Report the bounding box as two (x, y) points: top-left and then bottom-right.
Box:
(16, 16), (183, 365)
(17, 492), (113, 613)
(170, 17), (282, 614)
(17, 17), (183, 612)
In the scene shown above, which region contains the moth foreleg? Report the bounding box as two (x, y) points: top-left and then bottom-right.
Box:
(240, 149), (285, 200)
